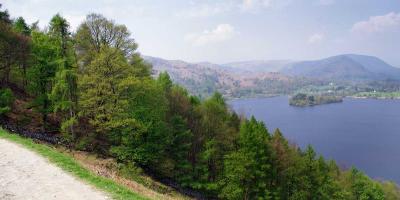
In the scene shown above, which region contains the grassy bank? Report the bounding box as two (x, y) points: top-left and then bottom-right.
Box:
(353, 92), (400, 99)
(0, 128), (148, 200)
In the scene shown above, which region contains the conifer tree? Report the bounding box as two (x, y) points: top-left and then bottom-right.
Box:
(48, 14), (78, 139)
(221, 117), (274, 200)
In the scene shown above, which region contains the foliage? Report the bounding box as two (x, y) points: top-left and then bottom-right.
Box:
(78, 46), (140, 150)
(13, 17), (31, 36)
(0, 15), (31, 87)
(0, 88), (14, 116)
(48, 14), (78, 138)
(289, 93), (343, 107)
(220, 117), (274, 200)
(0, 5), (399, 200)
(28, 31), (59, 127)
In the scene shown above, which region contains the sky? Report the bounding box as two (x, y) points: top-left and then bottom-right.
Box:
(2, 0), (400, 66)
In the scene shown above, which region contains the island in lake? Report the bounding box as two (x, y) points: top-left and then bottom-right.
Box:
(289, 93), (343, 107)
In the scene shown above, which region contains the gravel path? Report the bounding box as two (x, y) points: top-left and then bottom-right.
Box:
(0, 138), (110, 200)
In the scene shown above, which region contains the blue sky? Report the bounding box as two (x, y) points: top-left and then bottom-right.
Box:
(3, 0), (400, 66)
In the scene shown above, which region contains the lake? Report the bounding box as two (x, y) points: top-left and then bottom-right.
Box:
(229, 96), (400, 183)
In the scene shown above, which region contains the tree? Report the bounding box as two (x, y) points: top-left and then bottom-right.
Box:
(13, 17), (31, 36)
(0, 4), (11, 24)
(49, 14), (69, 57)
(11, 17), (31, 88)
(156, 73), (193, 180)
(0, 88), (14, 116)
(28, 31), (58, 129)
(271, 128), (300, 199)
(75, 14), (152, 154)
(1, 17), (30, 86)
(75, 13), (138, 67)
(220, 117), (274, 200)
(78, 46), (138, 148)
(349, 168), (385, 200)
(0, 7), (396, 200)
(381, 181), (400, 200)
(48, 14), (78, 139)
(195, 93), (237, 192)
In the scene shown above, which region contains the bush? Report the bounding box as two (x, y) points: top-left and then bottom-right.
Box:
(0, 88), (14, 116)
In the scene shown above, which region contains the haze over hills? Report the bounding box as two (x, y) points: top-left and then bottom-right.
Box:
(144, 55), (303, 98)
(222, 60), (293, 73)
(145, 54), (400, 98)
(282, 54), (400, 81)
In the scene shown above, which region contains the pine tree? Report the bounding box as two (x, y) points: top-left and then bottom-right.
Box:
(220, 117), (274, 200)
(13, 17), (31, 36)
(28, 31), (59, 130)
(48, 14), (78, 140)
(49, 14), (78, 139)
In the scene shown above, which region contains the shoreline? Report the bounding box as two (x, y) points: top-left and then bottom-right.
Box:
(346, 96), (400, 100)
(229, 95), (400, 101)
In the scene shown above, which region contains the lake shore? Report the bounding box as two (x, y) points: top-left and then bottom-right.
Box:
(229, 96), (400, 184)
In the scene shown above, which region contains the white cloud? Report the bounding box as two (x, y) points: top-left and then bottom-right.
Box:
(185, 24), (236, 46)
(308, 33), (325, 44)
(241, 0), (272, 10)
(317, 0), (335, 6)
(176, 0), (291, 17)
(176, 3), (232, 18)
(240, 0), (291, 12)
(351, 12), (400, 34)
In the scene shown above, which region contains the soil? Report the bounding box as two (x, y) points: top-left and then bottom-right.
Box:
(0, 138), (109, 200)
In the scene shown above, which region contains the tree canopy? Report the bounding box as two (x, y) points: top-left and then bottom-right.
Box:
(0, 6), (398, 200)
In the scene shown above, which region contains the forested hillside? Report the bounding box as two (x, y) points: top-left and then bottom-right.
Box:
(147, 56), (322, 99)
(1, 4), (399, 199)
(282, 55), (400, 81)
(147, 56), (400, 99)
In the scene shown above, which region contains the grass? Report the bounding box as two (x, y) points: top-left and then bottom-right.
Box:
(0, 128), (149, 200)
(354, 91), (400, 99)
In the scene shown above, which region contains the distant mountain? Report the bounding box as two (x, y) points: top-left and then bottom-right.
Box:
(144, 56), (237, 97)
(281, 54), (400, 81)
(144, 54), (400, 98)
(144, 56), (313, 98)
(222, 60), (292, 73)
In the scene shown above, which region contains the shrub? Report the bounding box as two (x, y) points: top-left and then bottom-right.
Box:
(0, 88), (14, 116)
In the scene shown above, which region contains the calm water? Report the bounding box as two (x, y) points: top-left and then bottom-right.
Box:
(229, 96), (400, 183)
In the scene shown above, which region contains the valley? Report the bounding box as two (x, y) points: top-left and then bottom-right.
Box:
(147, 54), (400, 100)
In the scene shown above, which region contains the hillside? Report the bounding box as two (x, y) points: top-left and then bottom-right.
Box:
(145, 56), (320, 98)
(222, 60), (292, 72)
(281, 54), (400, 81)
(1, 5), (400, 200)
(146, 55), (400, 98)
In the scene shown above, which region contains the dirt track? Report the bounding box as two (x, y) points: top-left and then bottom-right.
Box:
(0, 138), (109, 200)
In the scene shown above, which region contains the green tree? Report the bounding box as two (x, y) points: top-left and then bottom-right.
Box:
(271, 128), (301, 199)
(28, 31), (58, 130)
(220, 117), (274, 200)
(194, 93), (237, 194)
(48, 14), (69, 57)
(1, 15), (30, 87)
(48, 14), (78, 139)
(381, 181), (400, 200)
(78, 46), (138, 149)
(75, 13), (138, 67)
(156, 73), (193, 181)
(0, 4), (11, 24)
(349, 168), (385, 200)
(13, 17), (31, 36)
(110, 77), (170, 167)
(0, 88), (14, 116)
